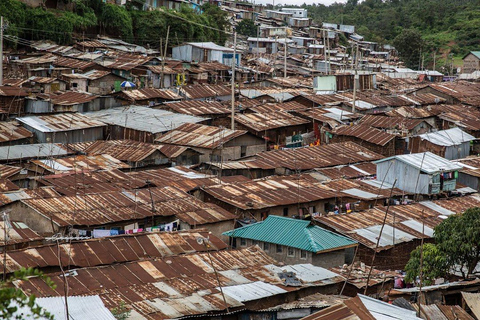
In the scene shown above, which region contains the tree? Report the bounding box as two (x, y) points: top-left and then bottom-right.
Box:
(435, 207), (480, 278)
(0, 267), (56, 319)
(405, 243), (448, 286)
(237, 19), (257, 37)
(393, 28), (424, 69)
(405, 207), (480, 283)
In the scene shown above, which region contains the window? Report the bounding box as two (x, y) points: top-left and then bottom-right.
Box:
(287, 247), (295, 257)
(263, 242), (269, 251)
(241, 145), (247, 157)
(283, 207), (289, 216)
(309, 206), (316, 214)
(276, 244), (283, 253)
(240, 238), (246, 246)
(72, 83), (78, 88)
(252, 240), (258, 246)
(300, 250), (307, 259)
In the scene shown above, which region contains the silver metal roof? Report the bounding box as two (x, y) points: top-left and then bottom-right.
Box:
(419, 201), (455, 216)
(376, 152), (463, 174)
(186, 42), (234, 52)
(354, 224), (416, 247)
(358, 294), (422, 320)
(342, 188), (380, 200)
(85, 106), (207, 134)
(419, 127), (475, 146)
(400, 219), (434, 237)
(13, 295), (116, 320)
(0, 143), (70, 161)
(219, 281), (287, 302)
(264, 264), (341, 283)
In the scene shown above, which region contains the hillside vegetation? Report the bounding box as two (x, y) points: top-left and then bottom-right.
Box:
(0, 0), (229, 48)
(306, 0), (480, 67)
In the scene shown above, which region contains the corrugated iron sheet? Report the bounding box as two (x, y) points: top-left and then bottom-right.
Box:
(0, 121), (33, 143)
(75, 140), (164, 162)
(203, 175), (337, 210)
(180, 84), (231, 99)
(360, 115), (424, 131)
(21, 186), (235, 227)
(315, 163), (377, 180)
(255, 142), (384, 170)
(17, 113), (106, 133)
(0, 230), (227, 273)
(234, 111), (310, 131)
(14, 246), (343, 319)
(0, 143), (73, 161)
(333, 124), (396, 146)
(155, 123), (247, 149)
(250, 101), (309, 113)
(0, 221), (43, 245)
(162, 100), (232, 116)
(31, 154), (130, 174)
(119, 88), (182, 101)
(0, 86), (28, 97)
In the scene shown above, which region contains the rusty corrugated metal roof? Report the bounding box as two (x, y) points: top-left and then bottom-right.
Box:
(315, 163), (377, 180)
(181, 84), (231, 99)
(255, 142), (384, 170)
(421, 82), (480, 106)
(31, 154), (130, 174)
(250, 101), (309, 113)
(359, 115), (425, 131)
(21, 186), (235, 227)
(76, 140), (165, 162)
(301, 296), (375, 320)
(0, 221), (43, 246)
(0, 86), (28, 97)
(0, 121), (33, 143)
(17, 113), (106, 133)
(15, 246), (343, 319)
(203, 175), (338, 210)
(333, 124), (396, 146)
(118, 88), (182, 101)
(234, 111), (310, 131)
(97, 53), (152, 71)
(161, 100), (231, 116)
(0, 230), (227, 273)
(155, 123), (248, 149)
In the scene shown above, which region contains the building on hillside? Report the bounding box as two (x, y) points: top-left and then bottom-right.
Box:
(375, 152), (462, 195)
(463, 51), (480, 74)
(223, 215), (356, 269)
(21, 77), (67, 94)
(409, 127), (475, 160)
(0, 86), (28, 117)
(172, 42), (241, 66)
(280, 8), (307, 18)
(60, 70), (124, 95)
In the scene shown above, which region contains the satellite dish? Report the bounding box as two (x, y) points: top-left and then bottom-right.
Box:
(196, 237), (204, 245)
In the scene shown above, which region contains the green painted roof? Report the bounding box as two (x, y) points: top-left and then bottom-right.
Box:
(223, 215), (357, 253)
(465, 51), (480, 59)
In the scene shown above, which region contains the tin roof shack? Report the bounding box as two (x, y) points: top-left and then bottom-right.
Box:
(61, 70), (124, 95)
(159, 100), (231, 126)
(0, 221), (44, 252)
(179, 84), (232, 101)
(113, 88), (182, 106)
(25, 91), (104, 114)
(16, 113), (106, 144)
(314, 163), (377, 181)
(96, 53), (152, 80)
(71, 139), (171, 167)
(0, 86), (28, 117)
(463, 51), (480, 74)
(302, 294), (422, 320)
(155, 123), (266, 163)
(85, 106), (207, 143)
(21, 77), (67, 94)
(0, 230), (228, 274)
(224, 215), (357, 269)
(233, 111), (311, 147)
(0, 121), (33, 146)
(265, 10), (293, 22)
(201, 175), (337, 221)
(13, 247), (345, 319)
(410, 128), (475, 160)
(452, 156), (480, 191)
(6, 186), (236, 239)
(297, 107), (362, 132)
(172, 42), (240, 66)
(359, 115), (432, 137)
(0, 143), (73, 164)
(247, 38), (294, 54)
(27, 154), (130, 175)
(330, 124), (399, 157)
(376, 152), (463, 195)
(410, 82), (480, 106)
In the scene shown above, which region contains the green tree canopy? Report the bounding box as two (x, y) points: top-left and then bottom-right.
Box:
(405, 243), (448, 286)
(393, 28), (424, 69)
(237, 19), (257, 37)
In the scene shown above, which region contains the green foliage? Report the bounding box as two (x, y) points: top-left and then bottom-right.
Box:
(237, 19), (257, 37)
(111, 301), (131, 320)
(304, 0), (480, 60)
(0, 0), (229, 47)
(0, 267), (56, 319)
(405, 243), (448, 286)
(393, 29), (424, 69)
(405, 207), (480, 283)
(435, 207), (480, 278)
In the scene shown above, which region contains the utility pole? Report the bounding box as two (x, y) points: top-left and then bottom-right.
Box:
(231, 30), (237, 130)
(433, 51), (436, 71)
(160, 26), (170, 89)
(352, 43), (359, 113)
(284, 27), (287, 78)
(0, 16), (3, 86)
(323, 30), (327, 74)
